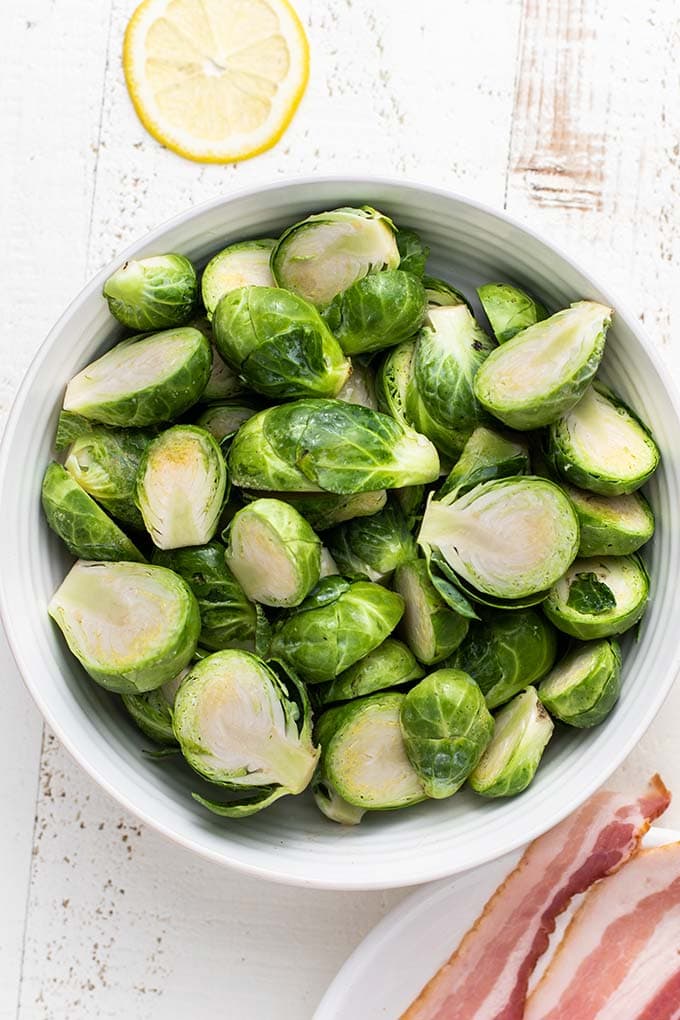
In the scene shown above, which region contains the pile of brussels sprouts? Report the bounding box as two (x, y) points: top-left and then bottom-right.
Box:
(42, 205), (661, 824)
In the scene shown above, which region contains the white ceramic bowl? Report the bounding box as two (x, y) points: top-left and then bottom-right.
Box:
(2, 178), (680, 890)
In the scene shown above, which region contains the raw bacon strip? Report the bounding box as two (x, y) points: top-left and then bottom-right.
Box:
(525, 842), (680, 1020)
(401, 776), (670, 1020)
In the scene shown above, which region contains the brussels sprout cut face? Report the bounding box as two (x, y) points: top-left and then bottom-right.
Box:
(477, 282), (548, 344)
(543, 555), (649, 639)
(201, 239), (275, 320)
(324, 270), (427, 356)
(103, 254), (197, 331)
(394, 560), (470, 665)
(419, 477), (580, 600)
(212, 286), (350, 400)
(549, 384), (660, 495)
(564, 485), (655, 557)
(63, 327), (212, 427)
(225, 498), (321, 607)
(173, 651), (319, 795)
(48, 561), (200, 694)
(400, 670), (494, 799)
(137, 426), (227, 550)
(316, 694), (425, 811)
(271, 206), (400, 307)
(314, 638), (424, 706)
(469, 687), (554, 798)
(539, 639), (622, 728)
(65, 426), (150, 530)
(474, 301), (611, 430)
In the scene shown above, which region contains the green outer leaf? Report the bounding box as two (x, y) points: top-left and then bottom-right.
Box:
(201, 239), (276, 319)
(469, 687), (554, 797)
(55, 411), (94, 450)
(400, 669), (494, 798)
(438, 426), (529, 501)
(565, 572), (617, 614)
(121, 682), (179, 746)
(423, 546), (480, 621)
(192, 786), (290, 818)
(423, 276), (470, 310)
(477, 282), (548, 344)
(228, 411), (321, 492)
(313, 637), (424, 705)
(395, 228), (429, 278)
(103, 254), (197, 331)
(543, 554), (650, 639)
(248, 489), (387, 531)
(325, 498), (417, 582)
(539, 639), (622, 728)
(324, 270), (428, 356)
(65, 426), (152, 529)
(563, 485), (655, 557)
(42, 462), (145, 562)
(393, 559), (470, 664)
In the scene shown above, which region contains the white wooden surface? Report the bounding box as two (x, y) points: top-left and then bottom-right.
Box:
(1, 1), (679, 1016)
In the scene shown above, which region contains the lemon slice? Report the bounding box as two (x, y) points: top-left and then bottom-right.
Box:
(124, 0), (309, 163)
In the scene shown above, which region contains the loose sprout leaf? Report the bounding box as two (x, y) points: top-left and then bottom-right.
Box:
(477, 282), (548, 344)
(200, 345), (247, 402)
(375, 339), (416, 425)
(255, 606), (273, 659)
(143, 747), (182, 760)
(424, 546), (481, 621)
(423, 276), (470, 310)
(312, 775), (366, 825)
(103, 254), (198, 331)
(192, 787), (289, 818)
(55, 411), (94, 450)
(566, 572), (617, 615)
(396, 227), (430, 278)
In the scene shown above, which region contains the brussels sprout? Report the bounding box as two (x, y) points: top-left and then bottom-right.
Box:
(396, 228), (429, 278)
(325, 499), (417, 583)
(313, 693), (425, 812)
(445, 609), (558, 709)
(419, 477), (580, 601)
(64, 426), (151, 529)
(400, 669), (494, 798)
(48, 560), (200, 694)
(152, 542), (257, 651)
(269, 489), (388, 531)
(212, 286), (350, 400)
(194, 400), (260, 442)
(407, 305), (495, 459)
(201, 347), (246, 402)
(121, 667), (189, 745)
(55, 411), (94, 450)
(469, 687), (553, 797)
(314, 638), (424, 706)
(393, 560), (469, 664)
(42, 462), (145, 562)
(312, 775), (366, 825)
(548, 383), (660, 495)
(201, 239), (276, 320)
(473, 301), (611, 430)
(423, 276), (469, 309)
(103, 254), (197, 331)
(539, 639), (622, 727)
(63, 327), (212, 427)
(225, 498), (321, 607)
(375, 339), (415, 424)
(270, 577), (404, 683)
(228, 400), (440, 495)
(543, 555), (649, 639)
(323, 271), (427, 356)
(477, 282), (548, 344)
(438, 426), (530, 500)
(335, 359), (378, 409)
(271, 206), (400, 307)
(137, 426), (227, 549)
(563, 484), (655, 557)
(173, 651), (319, 814)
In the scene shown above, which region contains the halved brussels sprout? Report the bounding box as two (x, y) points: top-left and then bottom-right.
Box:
(393, 559), (469, 664)
(225, 498), (321, 607)
(445, 609), (558, 709)
(266, 489), (388, 531)
(375, 339), (415, 424)
(419, 477), (580, 601)
(477, 282), (548, 344)
(270, 577), (404, 683)
(313, 693), (425, 812)
(42, 462), (144, 562)
(173, 651), (319, 813)
(194, 400), (260, 443)
(396, 228), (429, 278)
(314, 638), (424, 706)
(152, 542), (257, 651)
(103, 254), (197, 331)
(543, 555), (649, 639)
(212, 286), (350, 399)
(201, 239), (276, 319)
(228, 400), (440, 495)
(469, 687), (553, 797)
(48, 560), (200, 693)
(548, 383), (660, 495)
(423, 276), (469, 309)
(271, 206), (400, 307)
(563, 484), (655, 557)
(323, 270), (427, 356)
(539, 639), (622, 727)
(407, 305), (495, 459)
(335, 359), (378, 409)
(400, 669), (494, 798)
(325, 499), (417, 583)
(201, 346), (246, 402)
(137, 426), (227, 549)
(63, 327), (212, 427)
(121, 667), (189, 745)
(65, 426), (151, 530)
(474, 301), (611, 430)
(438, 426), (530, 500)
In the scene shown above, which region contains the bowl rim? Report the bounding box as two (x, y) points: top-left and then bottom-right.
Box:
(3, 174), (680, 889)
